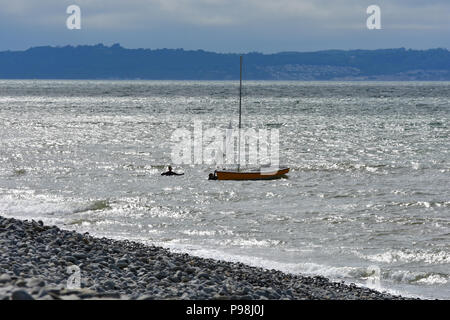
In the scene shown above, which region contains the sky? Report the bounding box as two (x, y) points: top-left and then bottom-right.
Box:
(0, 0), (449, 53)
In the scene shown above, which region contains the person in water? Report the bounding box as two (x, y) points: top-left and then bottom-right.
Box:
(161, 166), (184, 176)
(208, 170), (218, 180)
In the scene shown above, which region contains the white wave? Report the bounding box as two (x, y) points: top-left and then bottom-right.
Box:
(411, 162), (422, 170)
(222, 238), (284, 248)
(388, 270), (448, 285)
(181, 229), (217, 236)
(0, 191), (110, 223)
(416, 274), (448, 285)
(362, 249), (450, 265)
(148, 242), (360, 278)
(140, 241), (423, 298)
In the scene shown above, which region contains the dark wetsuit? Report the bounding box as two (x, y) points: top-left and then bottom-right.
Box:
(208, 172), (218, 180)
(161, 171), (184, 176)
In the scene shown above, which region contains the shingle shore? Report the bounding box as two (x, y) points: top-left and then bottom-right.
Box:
(0, 216), (412, 300)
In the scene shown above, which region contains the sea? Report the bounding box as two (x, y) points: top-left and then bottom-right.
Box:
(0, 80), (448, 299)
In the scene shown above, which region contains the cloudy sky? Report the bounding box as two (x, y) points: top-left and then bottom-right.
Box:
(1, 0), (449, 52)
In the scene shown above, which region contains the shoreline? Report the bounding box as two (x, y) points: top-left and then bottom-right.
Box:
(0, 215), (414, 300)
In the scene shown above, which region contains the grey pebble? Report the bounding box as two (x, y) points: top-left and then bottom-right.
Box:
(0, 215), (413, 301)
(0, 274), (11, 283)
(11, 290), (34, 300)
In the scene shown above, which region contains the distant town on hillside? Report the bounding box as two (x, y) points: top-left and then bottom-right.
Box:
(1, 44), (450, 80)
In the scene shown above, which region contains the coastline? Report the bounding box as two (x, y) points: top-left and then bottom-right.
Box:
(0, 215), (413, 300)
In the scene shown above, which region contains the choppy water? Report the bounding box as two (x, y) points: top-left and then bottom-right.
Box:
(0, 80), (449, 299)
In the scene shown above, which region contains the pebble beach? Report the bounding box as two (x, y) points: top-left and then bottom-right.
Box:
(0, 216), (413, 300)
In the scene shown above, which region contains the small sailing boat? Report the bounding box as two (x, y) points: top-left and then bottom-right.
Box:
(214, 167), (290, 180)
(211, 56), (290, 181)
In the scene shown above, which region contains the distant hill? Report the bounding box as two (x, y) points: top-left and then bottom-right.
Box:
(1, 44), (450, 80)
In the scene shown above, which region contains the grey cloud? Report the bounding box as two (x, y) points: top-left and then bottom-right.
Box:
(0, 0), (448, 51)
(1, 0), (448, 28)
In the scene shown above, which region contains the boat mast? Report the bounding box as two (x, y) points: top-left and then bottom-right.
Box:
(238, 55), (242, 171)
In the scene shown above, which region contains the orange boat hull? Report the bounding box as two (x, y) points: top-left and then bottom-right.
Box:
(215, 167), (290, 180)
